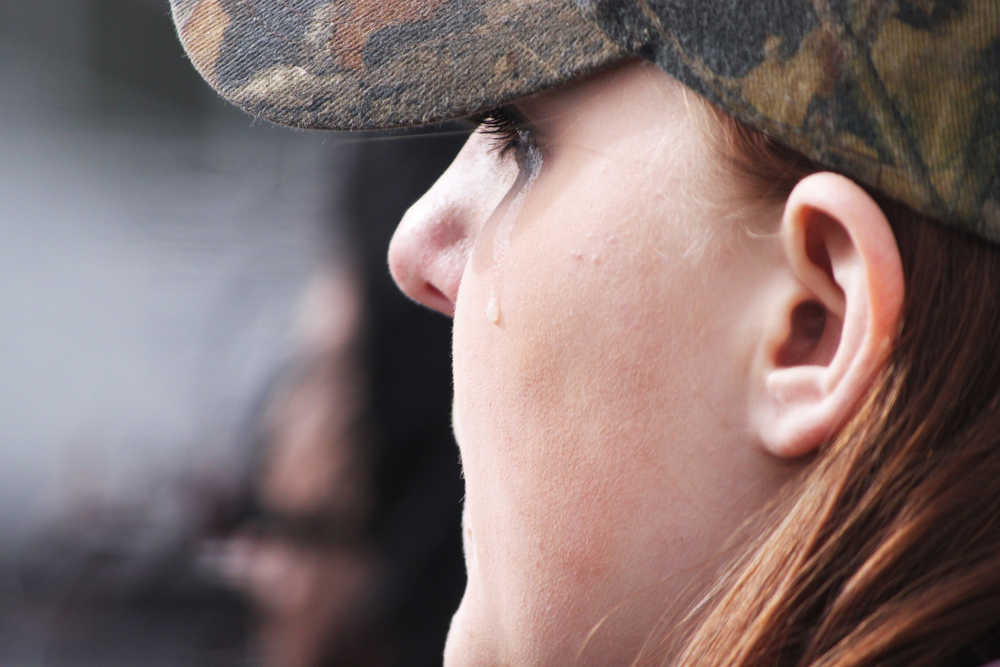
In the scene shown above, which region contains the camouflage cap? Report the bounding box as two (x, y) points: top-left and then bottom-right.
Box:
(171, 0), (1000, 242)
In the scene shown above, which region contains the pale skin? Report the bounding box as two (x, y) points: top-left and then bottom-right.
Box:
(389, 61), (904, 665)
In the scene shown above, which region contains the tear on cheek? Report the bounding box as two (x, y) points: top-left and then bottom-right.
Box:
(486, 292), (501, 325)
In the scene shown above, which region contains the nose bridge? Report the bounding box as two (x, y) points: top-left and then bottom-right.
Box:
(388, 133), (516, 316)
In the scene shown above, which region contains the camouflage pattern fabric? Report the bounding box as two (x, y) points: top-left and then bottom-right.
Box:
(581, 0), (1000, 242)
(169, 0), (626, 129)
(171, 0), (1000, 242)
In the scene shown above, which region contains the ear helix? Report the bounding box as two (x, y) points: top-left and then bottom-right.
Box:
(752, 172), (903, 459)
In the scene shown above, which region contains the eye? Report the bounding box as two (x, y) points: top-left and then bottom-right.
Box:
(476, 106), (538, 163)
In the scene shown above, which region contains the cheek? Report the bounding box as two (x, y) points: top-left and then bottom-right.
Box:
(500, 172), (712, 442)
(453, 167), (716, 574)
(448, 133), (749, 662)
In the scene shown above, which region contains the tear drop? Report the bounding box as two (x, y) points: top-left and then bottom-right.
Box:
(486, 293), (501, 325)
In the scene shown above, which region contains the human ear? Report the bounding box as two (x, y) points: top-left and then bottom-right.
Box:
(750, 172), (905, 458)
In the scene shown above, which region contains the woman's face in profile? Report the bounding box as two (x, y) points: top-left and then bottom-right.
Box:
(390, 62), (790, 664)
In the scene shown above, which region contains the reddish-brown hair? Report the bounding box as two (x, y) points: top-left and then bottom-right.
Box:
(669, 113), (1000, 666)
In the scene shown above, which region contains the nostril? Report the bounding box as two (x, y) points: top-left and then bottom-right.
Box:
(386, 236), (457, 317)
(387, 207), (466, 317)
(387, 159), (484, 317)
(422, 282), (456, 317)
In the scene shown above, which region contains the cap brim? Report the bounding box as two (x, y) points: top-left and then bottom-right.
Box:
(171, 0), (628, 131)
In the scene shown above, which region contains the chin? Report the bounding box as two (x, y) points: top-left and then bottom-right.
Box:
(443, 596), (496, 667)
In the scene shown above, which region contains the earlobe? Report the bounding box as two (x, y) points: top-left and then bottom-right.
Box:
(752, 172), (905, 458)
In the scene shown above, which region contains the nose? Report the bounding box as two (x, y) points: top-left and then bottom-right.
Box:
(388, 189), (471, 317)
(388, 132), (517, 317)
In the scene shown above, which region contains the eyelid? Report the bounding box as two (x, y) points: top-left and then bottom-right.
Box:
(471, 104), (527, 126)
(478, 105), (541, 163)
(478, 106), (529, 135)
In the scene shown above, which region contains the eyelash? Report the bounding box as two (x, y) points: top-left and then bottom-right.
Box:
(477, 106), (535, 159)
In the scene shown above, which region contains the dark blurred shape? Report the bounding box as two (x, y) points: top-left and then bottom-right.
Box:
(3, 0), (468, 664)
(4, 531), (248, 667)
(86, 0), (208, 111)
(217, 129), (469, 667)
(215, 266), (384, 667)
(1, 0), (319, 664)
(347, 130), (468, 667)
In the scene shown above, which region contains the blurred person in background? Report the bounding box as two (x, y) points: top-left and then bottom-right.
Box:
(212, 132), (467, 667)
(2, 1), (465, 665)
(217, 266), (382, 666)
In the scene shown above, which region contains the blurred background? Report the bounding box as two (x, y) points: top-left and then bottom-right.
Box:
(1, 2), (466, 665)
